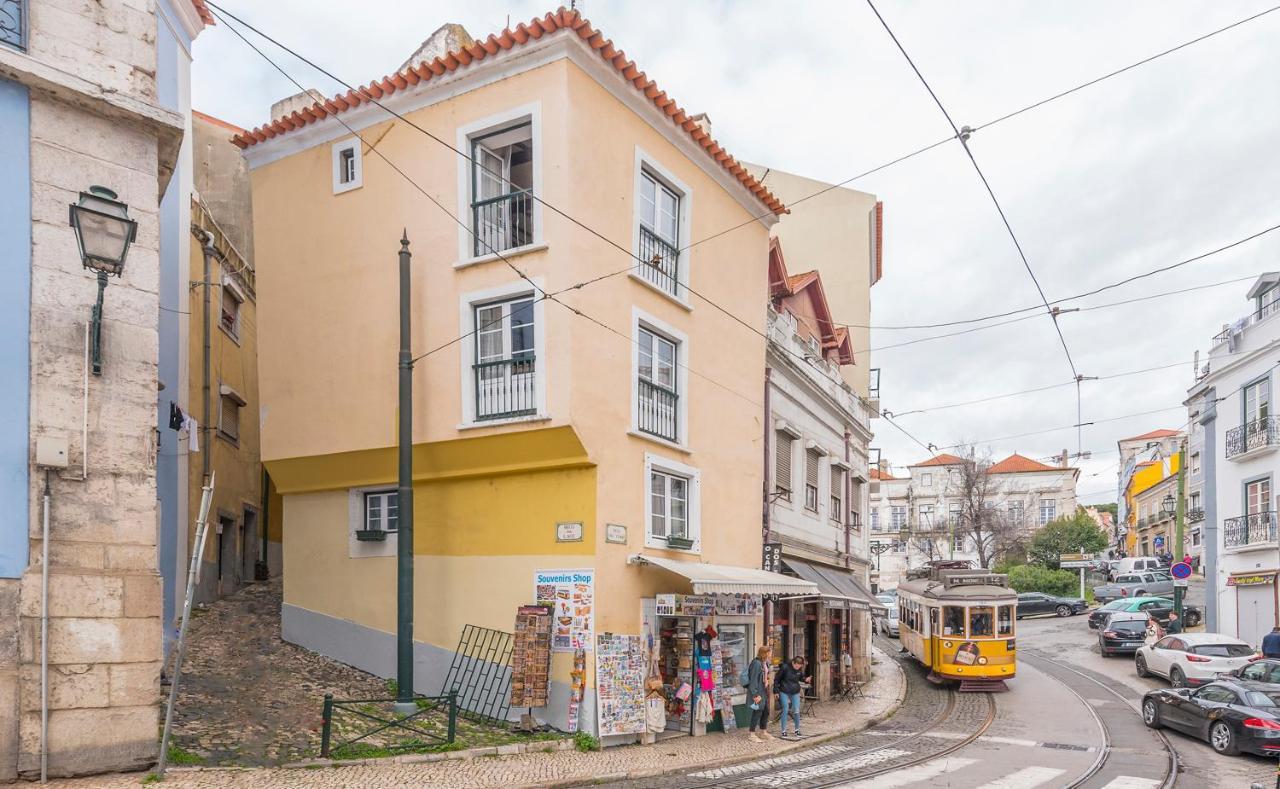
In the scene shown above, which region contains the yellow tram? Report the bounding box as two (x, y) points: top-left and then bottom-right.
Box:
(896, 561), (1018, 691)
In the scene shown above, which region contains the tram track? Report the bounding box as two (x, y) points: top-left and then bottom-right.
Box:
(1023, 651), (1179, 789)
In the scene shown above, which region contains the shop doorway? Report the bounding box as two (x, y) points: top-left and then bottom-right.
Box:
(656, 616), (695, 733)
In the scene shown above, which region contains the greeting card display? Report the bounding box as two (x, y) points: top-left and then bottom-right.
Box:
(510, 605), (552, 708)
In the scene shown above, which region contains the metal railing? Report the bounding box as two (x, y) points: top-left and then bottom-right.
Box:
(440, 624), (514, 724)
(637, 378), (678, 442)
(320, 692), (457, 758)
(1188, 507), (1205, 523)
(474, 356), (536, 421)
(0, 0), (25, 51)
(471, 189), (533, 257)
(1224, 511), (1278, 548)
(637, 224), (680, 296)
(1226, 416), (1278, 458)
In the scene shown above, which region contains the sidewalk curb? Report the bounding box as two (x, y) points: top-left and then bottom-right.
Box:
(531, 647), (909, 789)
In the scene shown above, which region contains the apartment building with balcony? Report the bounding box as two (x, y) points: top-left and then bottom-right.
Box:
(1188, 272), (1279, 645)
(764, 239), (881, 697)
(869, 453), (1079, 589)
(235, 11), (814, 739)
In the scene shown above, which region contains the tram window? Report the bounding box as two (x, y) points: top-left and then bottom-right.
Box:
(942, 606), (965, 637)
(970, 606), (994, 638)
(997, 605), (1014, 636)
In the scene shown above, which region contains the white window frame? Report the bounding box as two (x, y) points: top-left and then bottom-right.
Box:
(331, 138), (363, 194)
(217, 384), (246, 444)
(630, 307), (689, 450)
(219, 270), (245, 342)
(919, 503), (934, 529)
(347, 485), (399, 559)
(458, 279), (548, 428)
(921, 473), (932, 487)
(364, 489), (399, 533)
(454, 102), (544, 267)
(890, 505), (907, 531)
(631, 147), (693, 308)
(644, 453), (701, 552)
(1039, 498), (1056, 525)
(829, 465), (844, 525)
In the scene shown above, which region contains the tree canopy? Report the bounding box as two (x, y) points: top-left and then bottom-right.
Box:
(1027, 511), (1109, 569)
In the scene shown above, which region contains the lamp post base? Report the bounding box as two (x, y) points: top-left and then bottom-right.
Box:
(392, 701), (419, 716)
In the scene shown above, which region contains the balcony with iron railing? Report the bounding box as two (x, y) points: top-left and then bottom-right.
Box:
(1187, 507), (1205, 524)
(1225, 511), (1278, 549)
(1, 0), (26, 51)
(1211, 298), (1280, 351)
(637, 378), (679, 442)
(636, 225), (680, 297)
(471, 189), (533, 257)
(1226, 416), (1279, 460)
(473, 356), (537, 421)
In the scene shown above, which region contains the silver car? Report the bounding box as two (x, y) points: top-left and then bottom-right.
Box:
(875, 593), (899, 637)
(1093, 571), (1174, 603)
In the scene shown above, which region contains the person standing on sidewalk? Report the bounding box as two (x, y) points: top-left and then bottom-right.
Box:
(746, 646), (774, 742)
(776, 656), (810, 738)
(1263, 627), (1280, 658)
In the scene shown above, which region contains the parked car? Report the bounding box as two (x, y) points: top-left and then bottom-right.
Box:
(1089, 597), (1203, 629)
(1093, 571), (1174, 603)
(1136, 633), (1259, 688)
(1099, 611), (1151, 657)
(1143, 680), (1280, 757)
(1223, 658), (1280, 684)
(1110, 556), (1165, 580)
(875, 596), (899, 637)
(1015, 592), (1087, 619)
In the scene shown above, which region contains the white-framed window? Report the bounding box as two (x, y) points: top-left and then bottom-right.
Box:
(890, 505), (907, 530)
(921, 473), (932, 487)
(217, 384), (246, 444)
(804, 449), (821, 512)
(870, 508), (880, 531)
(1259, 284), (1280, 319)
(644, 453), (701, 551)
(775, 432), (794, 501)
(891, 539), (905, 553)
(1247, 477), (1272, 516)
(632, 148), (692, 302)
(1244, 377), (1272, 426)
(1191, 492), (1201, 510)
(830, 466), (845, 524)
(455, 104), (542, 264)
(919, 504), (934, 529)
(1191, 452), (1201, 475)
(1009, 502), (1024, 524)
(1039, 498), (1056, 525)
(331, 138), (363, 194)
(631, 308), (688, 448)
(220, 272), (244, 340)
(459, 280), (546, 427)
(952, 533), (965, 553)
(364, 490), (399, 533)
(948, 502), (962, 526)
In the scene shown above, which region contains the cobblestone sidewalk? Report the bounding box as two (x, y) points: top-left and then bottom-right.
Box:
(51, 642), (905, 788)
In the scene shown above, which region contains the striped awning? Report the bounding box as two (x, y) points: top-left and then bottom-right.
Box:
(628, 554), (819, 595)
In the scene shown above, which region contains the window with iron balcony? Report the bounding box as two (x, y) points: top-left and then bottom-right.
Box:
(637, 327), (679, 443)
(469, 122), (534, 258)
(1, 0), (26, 51)
(473, 297), (536, 421)
(636, 170), (682, 298)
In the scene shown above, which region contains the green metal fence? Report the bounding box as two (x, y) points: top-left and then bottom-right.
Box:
(319, 692), (457, 758)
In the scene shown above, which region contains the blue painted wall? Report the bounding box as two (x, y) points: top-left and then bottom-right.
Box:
(0, 77), (31, 578)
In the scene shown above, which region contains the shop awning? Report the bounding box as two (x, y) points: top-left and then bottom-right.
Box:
(782, 559), (888, 613)
(628, 554), (819, 595)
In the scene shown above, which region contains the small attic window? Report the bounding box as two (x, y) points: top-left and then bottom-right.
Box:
(332, 138), (363, 194)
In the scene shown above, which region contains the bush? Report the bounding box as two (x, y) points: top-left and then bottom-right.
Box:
(573, 732), (600, 752)
(1006, 564), (1079, 597)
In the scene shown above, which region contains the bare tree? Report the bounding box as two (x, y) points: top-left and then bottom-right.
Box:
(950, 445), (1027, 569)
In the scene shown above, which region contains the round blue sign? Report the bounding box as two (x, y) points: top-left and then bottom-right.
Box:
(1171, 562), (1192, 580)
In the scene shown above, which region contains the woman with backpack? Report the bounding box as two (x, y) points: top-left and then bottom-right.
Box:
(746, 645), (774, 742)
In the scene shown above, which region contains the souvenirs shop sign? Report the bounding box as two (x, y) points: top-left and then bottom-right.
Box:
(655, 593), (761, 617)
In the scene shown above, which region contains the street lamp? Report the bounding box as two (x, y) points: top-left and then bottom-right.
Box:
(1161, 494), (1176, 518)
(69, 186), (137, 375)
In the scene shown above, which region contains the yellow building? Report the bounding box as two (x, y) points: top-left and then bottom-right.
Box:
(186, 195), (265, 603)
(1124, 453), (1181, 557)
(234, 11), (814, 737)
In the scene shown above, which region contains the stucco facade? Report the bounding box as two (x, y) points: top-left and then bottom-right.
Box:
(241, 13), (787, 738)
(0, 0), (207, 777)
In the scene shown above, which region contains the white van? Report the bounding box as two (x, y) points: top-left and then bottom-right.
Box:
(1110, 557), (1165, 580)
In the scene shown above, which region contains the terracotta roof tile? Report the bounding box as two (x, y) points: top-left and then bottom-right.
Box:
(192, 109), (245, 136)
(1121, 428), (1181, 442)
(190, 0), (215, 27)
(231, 7), (784, 216)
(870, 468), (897, 480)
(988, 453), (1063, 474)
(911, 454), (964, 468)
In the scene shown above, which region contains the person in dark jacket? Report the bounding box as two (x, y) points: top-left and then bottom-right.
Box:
(746, 646), (774, 742)
(1164, 611), (1182, 635)
(1263, 627), (1280, 658)
(775, 657), (810, 738)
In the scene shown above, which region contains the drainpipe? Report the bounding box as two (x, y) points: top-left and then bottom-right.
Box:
(844, 428), (852, 569)
(763, 367), (773, 642)
(1200, 390), (1219, 632)
(40, 471), (50, 784)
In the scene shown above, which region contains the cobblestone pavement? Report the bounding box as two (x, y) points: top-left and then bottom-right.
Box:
(48, 643), (905, 787)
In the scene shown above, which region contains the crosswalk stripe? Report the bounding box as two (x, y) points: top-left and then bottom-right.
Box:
(688, 744), (857, 778)
(1099, 778), (1162, 789)
(833, 756), (978, 787)
(980, 766), (1068, 788)
(745, 748), (910, 786)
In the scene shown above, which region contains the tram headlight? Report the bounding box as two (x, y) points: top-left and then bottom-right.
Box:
(943, 641), (953, 649)
(977, 656), (989, 665)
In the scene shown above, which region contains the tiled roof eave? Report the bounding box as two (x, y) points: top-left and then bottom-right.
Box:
(231, 7), (784, 216)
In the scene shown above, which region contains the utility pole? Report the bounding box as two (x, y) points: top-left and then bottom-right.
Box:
(394, 232), (416, 714)
(1174, 437), (1188, 620)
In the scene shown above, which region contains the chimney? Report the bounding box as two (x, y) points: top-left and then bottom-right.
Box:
(690, 112), (712, 138)
(1060, 449), (1069, 468)
(400, 23), (475, 72)
(270, 89), (326, 123)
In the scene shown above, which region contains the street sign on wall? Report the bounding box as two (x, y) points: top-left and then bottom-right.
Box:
(762, 542), (782, 573)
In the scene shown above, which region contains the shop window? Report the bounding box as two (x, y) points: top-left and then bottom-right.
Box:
(942, 606), (965, 637)
(969, 606), (994, 638)
(717, 623), (753, 691)
(998, 606), (1014, 636)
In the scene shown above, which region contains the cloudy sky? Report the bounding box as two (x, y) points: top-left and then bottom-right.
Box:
(191, 1), (1280, 503)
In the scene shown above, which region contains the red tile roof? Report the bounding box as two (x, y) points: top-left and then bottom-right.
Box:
(911, 454), (964, 467)
(1121, 428), (1181, 442)
(193, 109), (245, 136)
(988, 453), (1062, 474)
(785, 272), (819, 292)
(870, 468), (897, 481)
(191, 0), (215, 27)
(230, 8), (785, 216)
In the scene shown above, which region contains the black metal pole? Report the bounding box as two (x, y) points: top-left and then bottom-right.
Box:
(90, 271), (107, 375)
(396, 231), (416, 711)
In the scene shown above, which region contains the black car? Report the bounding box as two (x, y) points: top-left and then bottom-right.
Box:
(1087, 598), (1204, 630)
(1016, 592), (1088, 619)
(1099, 615), (1149, 657)
(1143, 680), (1280, 756)
(1223, 658), (1280, 684)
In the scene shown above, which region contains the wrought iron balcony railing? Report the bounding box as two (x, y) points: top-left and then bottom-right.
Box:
(1, 0), (25, 51)
(637, 224), (680, 296)
(1187, 507), (1205, 524)
(1227, 416), (1279, 459)
(637, 378), (678, 442)
(473, 355), (536, 421)
(1225, 511), (1278, 548)
(471, 189), (533, 257)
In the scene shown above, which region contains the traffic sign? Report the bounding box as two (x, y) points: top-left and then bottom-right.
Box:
(1173, 578), (1189, 588)
(1171, 562), (1192, 580)
(1060, 560), (1093, 569)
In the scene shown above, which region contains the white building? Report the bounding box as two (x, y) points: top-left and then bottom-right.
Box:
(1188, 272), (1279, 646)
(869, 453), (1080, 590)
